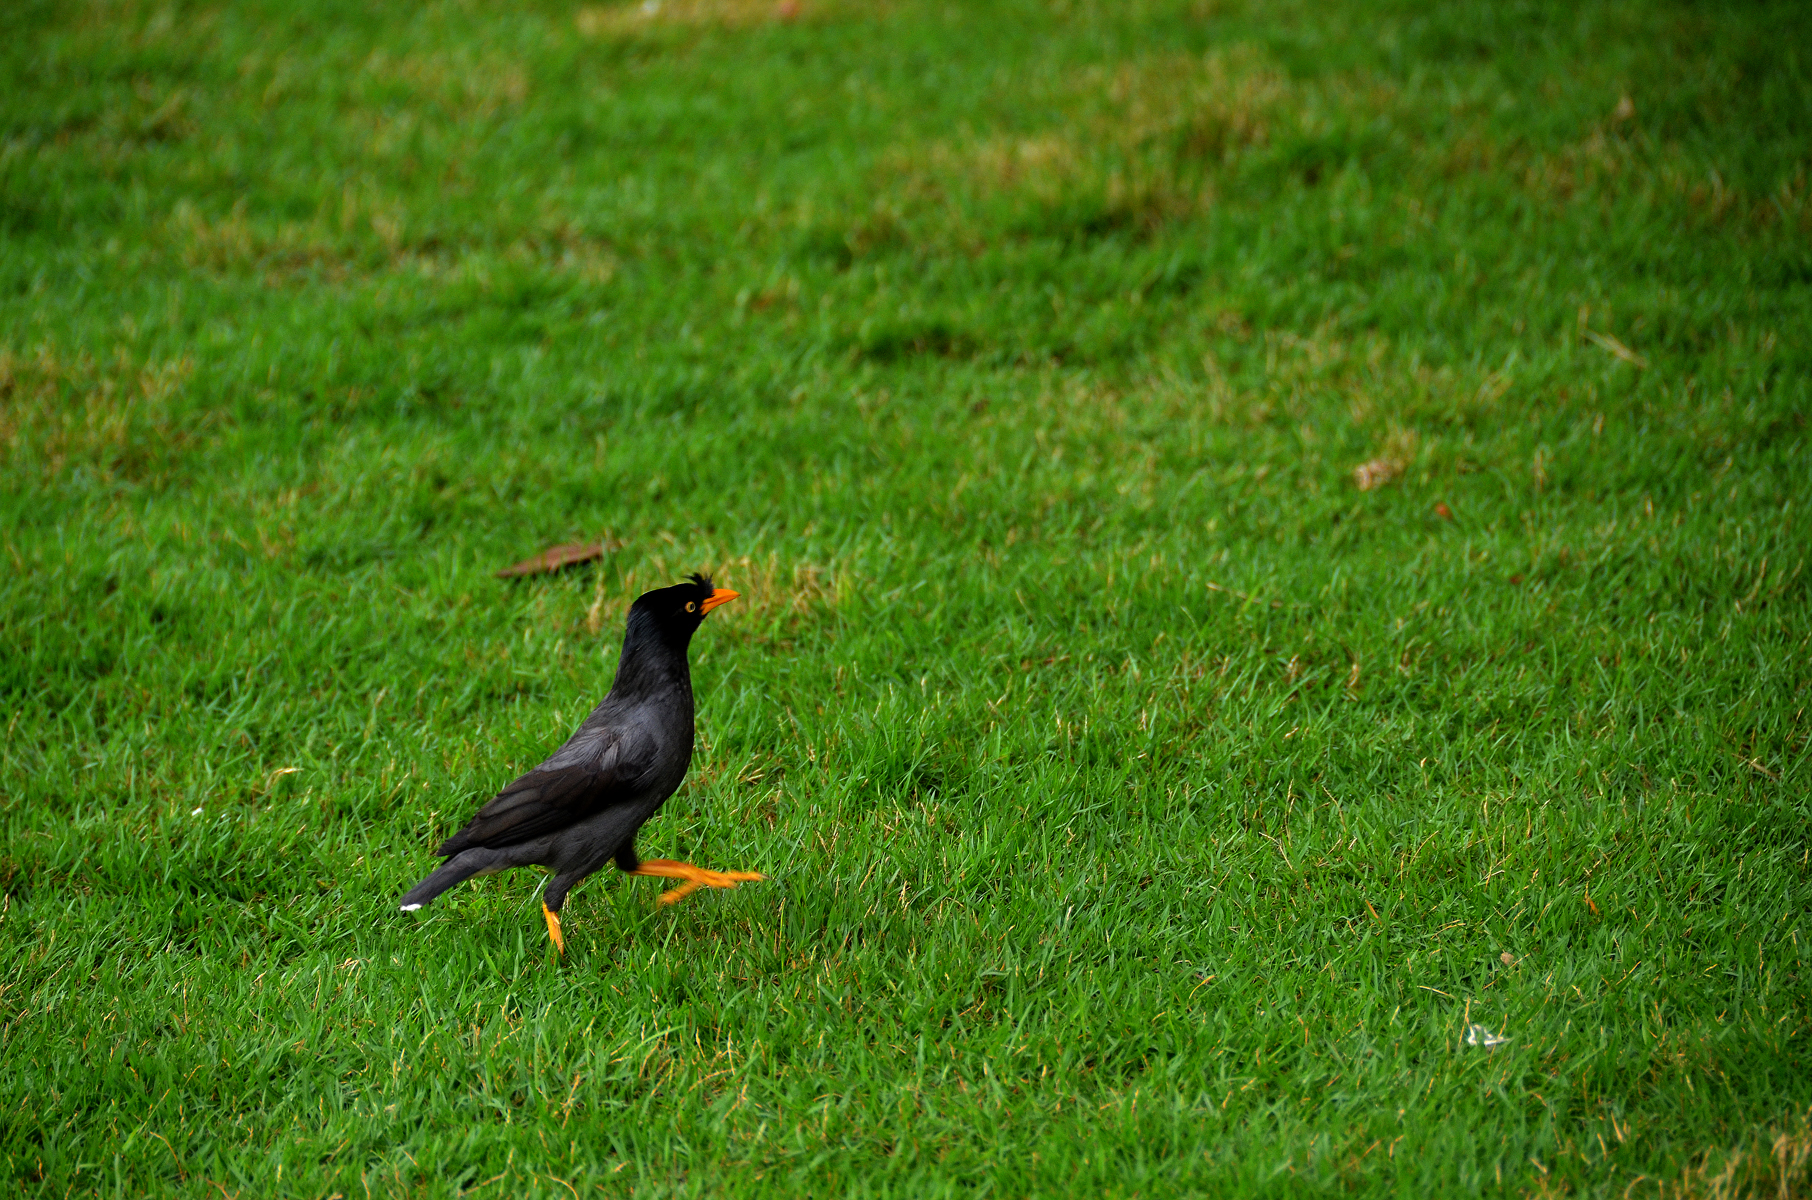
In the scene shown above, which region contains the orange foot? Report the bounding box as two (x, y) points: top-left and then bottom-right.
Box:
(543, 902), (566, 955)
(629, 859), (766, 906)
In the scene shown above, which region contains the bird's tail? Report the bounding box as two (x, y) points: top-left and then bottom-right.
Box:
(398, 848), (505, 911)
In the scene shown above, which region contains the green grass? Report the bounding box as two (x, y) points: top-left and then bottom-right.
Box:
(3, 0), (1809, 1194)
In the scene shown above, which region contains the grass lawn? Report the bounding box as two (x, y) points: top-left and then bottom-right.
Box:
(3, 0), (1809, 1194)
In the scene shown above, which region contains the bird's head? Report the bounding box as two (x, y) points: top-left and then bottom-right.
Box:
(628, 572), (739, 644)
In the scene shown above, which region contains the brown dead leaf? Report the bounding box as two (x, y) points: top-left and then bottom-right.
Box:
(1352, 457), (1401, 491)
(1434, 502), (1454, 520)
(496, 542), (608, 578)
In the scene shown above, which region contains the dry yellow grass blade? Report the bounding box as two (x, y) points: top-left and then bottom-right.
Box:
(575, 0), (830, 35)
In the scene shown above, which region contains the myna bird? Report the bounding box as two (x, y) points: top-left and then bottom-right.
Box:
(400, 573), (761, 953)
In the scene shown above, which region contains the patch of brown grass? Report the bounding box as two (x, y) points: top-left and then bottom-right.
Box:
(869, 44), (1348, 241)
(999, 322), (1395, 464)
(1468, 96), (1812, 234)
(1655, 1110), (1812, 1200)
(0, 344), (199, 485)
(574, 0), (847, 35)
(1520, 1109), (1812, 1199)
(875, 47), (1806, 251)
(70, 0), (222, 51)
(356, 46), (529, 119)
(165, 198), (618, 286)
(890, 133), (1089, 206)
(1096, 44), (1296, 160)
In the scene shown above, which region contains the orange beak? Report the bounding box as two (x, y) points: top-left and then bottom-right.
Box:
(699, 588), (739, 615)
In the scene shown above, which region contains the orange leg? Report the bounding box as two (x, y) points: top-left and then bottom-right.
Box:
(543, 902), (566, 955)
(628, 859), (765, 906)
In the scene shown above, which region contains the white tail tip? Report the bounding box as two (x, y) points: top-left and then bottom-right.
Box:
(400, 903), (422, 912)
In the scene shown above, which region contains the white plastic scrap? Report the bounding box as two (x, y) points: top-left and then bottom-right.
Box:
(1465, 1024), (1511, 1048)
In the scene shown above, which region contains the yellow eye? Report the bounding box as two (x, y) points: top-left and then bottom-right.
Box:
(685, 601), (697, 612)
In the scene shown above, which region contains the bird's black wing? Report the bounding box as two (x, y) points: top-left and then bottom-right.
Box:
(435, 727), (659, 855)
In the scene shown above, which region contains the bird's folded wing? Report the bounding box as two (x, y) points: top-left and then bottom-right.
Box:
(436, 729), (659, 854)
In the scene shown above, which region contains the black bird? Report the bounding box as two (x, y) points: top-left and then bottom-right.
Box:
(400, 572), (761, 953)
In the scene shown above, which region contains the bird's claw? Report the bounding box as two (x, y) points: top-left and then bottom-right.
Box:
(631, 859), (766, 905)
(543, 902), (566, 955)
